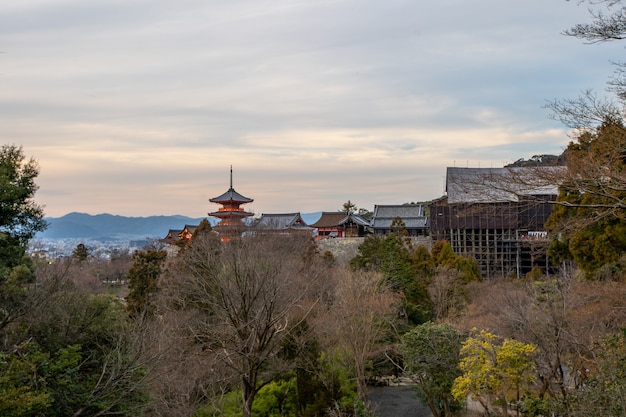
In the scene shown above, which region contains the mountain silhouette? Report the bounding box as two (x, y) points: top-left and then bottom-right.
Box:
(37, 212), (209, 239)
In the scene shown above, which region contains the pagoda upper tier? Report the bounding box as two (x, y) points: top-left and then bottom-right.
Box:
(208, 167), (254, 227)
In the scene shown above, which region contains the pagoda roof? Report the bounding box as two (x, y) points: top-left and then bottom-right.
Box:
(310, 212), (370, 228)
(208, 210), (254, 218)
(209, 187), (253, 204)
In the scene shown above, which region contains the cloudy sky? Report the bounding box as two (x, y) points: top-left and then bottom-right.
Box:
(1, 0), (622, 218)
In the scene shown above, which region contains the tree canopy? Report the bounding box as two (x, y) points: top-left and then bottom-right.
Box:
(452, 329), (536, 417)
(546, 118), (626, 276)
(0, 145), (46, 278)
(401, 322), (465, 417)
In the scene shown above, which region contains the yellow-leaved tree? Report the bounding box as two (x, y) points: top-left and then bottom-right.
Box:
(452, 329), (536, 416)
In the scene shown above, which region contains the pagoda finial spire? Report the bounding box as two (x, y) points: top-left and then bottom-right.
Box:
(230, 165), (233, 189)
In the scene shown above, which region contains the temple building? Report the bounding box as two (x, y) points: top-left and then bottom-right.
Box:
(429, 167), (560, 279)
(309, 212), (371, 238)
(370, 204), (429, 236)
(253, 213), (312, 234)
(208, 167), (254, 239)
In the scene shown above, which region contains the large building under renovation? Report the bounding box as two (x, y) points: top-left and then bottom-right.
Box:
(429, 167), (562, 279)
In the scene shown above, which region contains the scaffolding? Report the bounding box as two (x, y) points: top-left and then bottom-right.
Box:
(430, 196), (555, 279)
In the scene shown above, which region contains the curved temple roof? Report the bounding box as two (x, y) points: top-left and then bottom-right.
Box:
(209, 187), (253, 204)
(209, 166), (253, 204)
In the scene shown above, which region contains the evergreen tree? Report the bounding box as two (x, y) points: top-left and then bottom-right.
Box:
(126, 249), (167, 317)
(546, 119), (626, 277)
(402, 323), (465, 417)
(0, 145), (46, 279)
(350, 231), (432, 325)
(71, 243), (90, 263)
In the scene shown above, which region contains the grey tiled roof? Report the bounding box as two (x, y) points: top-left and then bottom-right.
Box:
(446, 167), (562, 204)
(370, 204), (428, 229)
(370, 217), (429, 229)
(255, 213), (311, 230)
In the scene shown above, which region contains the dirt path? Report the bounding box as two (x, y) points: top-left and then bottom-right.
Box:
(367, 385), (433, 417)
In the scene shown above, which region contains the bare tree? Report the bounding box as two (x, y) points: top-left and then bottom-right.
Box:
(162, 233), (323, 417)
(317, 269), (399, 400)
(428, 266), (469, 321)
(452, 274), (626, 416)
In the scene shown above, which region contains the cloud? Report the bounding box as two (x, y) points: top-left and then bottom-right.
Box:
(0, 0), (620, 216)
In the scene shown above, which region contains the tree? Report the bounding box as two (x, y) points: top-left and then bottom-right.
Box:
(401, 322), (465, 417)
(0, 263), (151, 417)
(319, 269), (399, 400)
(563, 0), (626, 102)
(72, 243), (91, 263)
(571, 329), (626, 417)
(0, 145), (46, 278)
(163, 234), (323, 417)
(452, 329), (536, 417)
(350, 233), (433, 325)
(357, 207), (373, 220)
(342, 200), (357, 214)
(126, 249), (167, 317)
(545, 118), (626, 277)
(432, 241), (481, 283)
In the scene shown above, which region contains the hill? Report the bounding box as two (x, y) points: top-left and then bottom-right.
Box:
(37, 212), (209, 239)
(36, 212), (324, 240)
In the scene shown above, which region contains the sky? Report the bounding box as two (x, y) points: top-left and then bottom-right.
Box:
(1, 0), (623, 218)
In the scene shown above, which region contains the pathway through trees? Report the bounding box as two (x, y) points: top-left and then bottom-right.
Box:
(368, 385), (432, 417)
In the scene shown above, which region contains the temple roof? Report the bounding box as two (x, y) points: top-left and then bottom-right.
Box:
(210, 167), (253, 204)
(370, 204), (429, 229)
(446, 167), (562, 204)
(209, 187), (253, 204)
(309, 212), (370, 228)
(255, 213), (311, 230)
(208, 209), (254, 218)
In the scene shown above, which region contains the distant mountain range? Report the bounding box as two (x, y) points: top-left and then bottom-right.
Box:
(36, 212), (208, 240)
(36, 212), (323, 240)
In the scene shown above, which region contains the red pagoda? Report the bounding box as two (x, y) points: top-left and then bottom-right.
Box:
(209, 167), (254, 238)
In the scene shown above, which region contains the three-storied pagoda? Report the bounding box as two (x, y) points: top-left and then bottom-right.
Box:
(209, 167), (254, 239)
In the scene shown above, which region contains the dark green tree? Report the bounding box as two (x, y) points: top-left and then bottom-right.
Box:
(350, 232), (432, 325)
(71, 243), (90, 263)
(0, 146), (45, 335)
(401, 322), (465, 417)
(0, 145), (46, 279)
(432, 241), (481, 283)
(412, 245), (436, 279)
(126, 249), (167, 317)
(193, 218), (213, 237)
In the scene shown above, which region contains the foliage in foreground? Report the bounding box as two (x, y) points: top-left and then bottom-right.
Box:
(401, 322), (465, 417)
(452, 329), (536, 417)
(1, 278), (149, 416)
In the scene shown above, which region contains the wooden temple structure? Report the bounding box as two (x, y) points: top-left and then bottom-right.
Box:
(429, 167), (559, 279)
